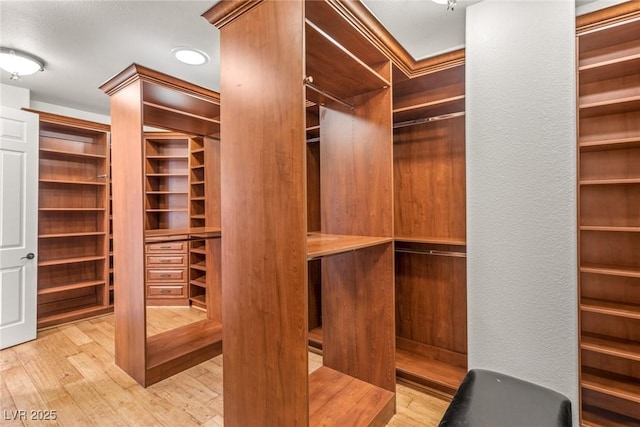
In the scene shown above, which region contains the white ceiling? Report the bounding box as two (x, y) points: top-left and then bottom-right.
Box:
(0, 0), (617, 117)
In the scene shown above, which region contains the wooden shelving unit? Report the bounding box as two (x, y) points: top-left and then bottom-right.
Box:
(187, 135), (221, 311)
(143, 132), (190, 306)
(101, 64), (222, 387)
(391, 61), (467, 397)
(206, 1), (395, 424)
(577, 11), (640, 425)
(33, 111), (112, 329)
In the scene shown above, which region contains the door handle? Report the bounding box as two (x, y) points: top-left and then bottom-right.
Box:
(21, 253), (35, 260)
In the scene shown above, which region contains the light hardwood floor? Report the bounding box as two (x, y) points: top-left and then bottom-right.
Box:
(1, 308), (449, 426)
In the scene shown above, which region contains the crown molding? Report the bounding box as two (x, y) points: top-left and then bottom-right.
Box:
(576, 1), (640, 34)
(202, 1), (264, 29)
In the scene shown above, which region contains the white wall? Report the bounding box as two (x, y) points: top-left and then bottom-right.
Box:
(465, 1), (578, 424)
(30, 100), (110, 125)
(0, 84), (30, 109)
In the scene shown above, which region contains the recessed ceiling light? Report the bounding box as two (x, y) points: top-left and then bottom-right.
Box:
(172, 47), (209, 66)
(0, 47), (45, 80)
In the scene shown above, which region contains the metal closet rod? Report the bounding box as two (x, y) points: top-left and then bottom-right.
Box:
(393, 111), (465, 130)
(395, 247), (467, 258)
(304, 76), (355, 110)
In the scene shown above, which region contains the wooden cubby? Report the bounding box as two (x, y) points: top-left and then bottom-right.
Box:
(391, 62), (467, 397)
(577, 10), (640, 426)
(32, 111), (112, 329)
(101, 64), (222, 387)
(207, 0), (395, 425)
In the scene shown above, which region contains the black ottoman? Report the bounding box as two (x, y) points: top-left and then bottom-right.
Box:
(439, 369), (572, 427)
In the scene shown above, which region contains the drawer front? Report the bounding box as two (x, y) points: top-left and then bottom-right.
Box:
(145, 254), (188, 267)
(147, 284), (186, 298)
(145, 241), (187, 253)
(146, 268), (188, 282)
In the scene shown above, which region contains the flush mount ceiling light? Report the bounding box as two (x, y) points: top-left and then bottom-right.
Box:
(172, 47), (209, 66)
(432, 0), (458, 10)
(0, 47), (45, 80)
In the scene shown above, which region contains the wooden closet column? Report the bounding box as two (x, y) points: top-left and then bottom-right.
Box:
(206, 0), (396, 425)
(101, 64), (222, 387)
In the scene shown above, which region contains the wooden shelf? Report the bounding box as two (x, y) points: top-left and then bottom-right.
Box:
(581, 298), (640, 320)
(143, 102), (221, 137)
(190, 277), (207, 288)
(190, 261), (207, 271)
(306, 233), (392, 259)
(145, 227), (221, 241)
(579, 54), (640, 84)
(146, 191), (188, 195)
(191, 164), (205, 170)
(37, 304), (113, 329)
(581, 226), (640, 233)
(39, 147), (106, 159)
(393, 95), (465, 124)
(146, 155), (188, 159)
(146, 208), (188, 213)
(38, 255), (105, 267)
(581, 264), (640, 279)
(394, 236), (466, 246)
(395, 347), (466, 396)
(39, 207), (106, 211)
(580, 95), (640, 118)
(39, 231), (106, 239)
(305, 20), (389, 102)
(308, 326), (323, 348)
(582, 371), (640, 405)
(189, 294), (206, 308)
(146, 319), (222, 369)
(308, 367), (395, 426)
(582, 406), (640, 427)
(580, 136), (640, 152)
(39, 178), (106, 186)
(581, 333), (640, 361)
(38, 280), (106, 296)
(580, 178), (640, 185)
(190, 247), (206, 255)
(146, 173), (188, 177)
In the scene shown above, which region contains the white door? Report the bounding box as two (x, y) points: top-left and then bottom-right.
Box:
(0, 106), (38, 349)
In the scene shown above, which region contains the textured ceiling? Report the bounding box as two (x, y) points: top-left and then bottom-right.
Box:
(0, 0), (621, 117)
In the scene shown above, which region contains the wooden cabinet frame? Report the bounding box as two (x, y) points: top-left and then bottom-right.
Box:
(206, 1), (396, 425)
(100, 64), (222, 386)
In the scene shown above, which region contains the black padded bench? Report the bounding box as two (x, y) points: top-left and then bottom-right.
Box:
(439, 369), (572, 427)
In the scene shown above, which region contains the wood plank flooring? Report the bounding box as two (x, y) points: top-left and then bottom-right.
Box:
(1, 308), (449, 426)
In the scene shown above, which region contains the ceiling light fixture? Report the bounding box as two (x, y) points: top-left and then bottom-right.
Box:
(0, 47), (45, 80)
(172, 47), (209, 66)
(432, 0), (458, 10)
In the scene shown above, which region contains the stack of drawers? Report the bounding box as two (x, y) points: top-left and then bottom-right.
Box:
(145, 239), (189, 306)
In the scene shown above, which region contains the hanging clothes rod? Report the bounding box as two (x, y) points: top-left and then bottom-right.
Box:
(393, 111), (465, 130)
(395, 248), (466, 258)
(304, 76), (354, 110)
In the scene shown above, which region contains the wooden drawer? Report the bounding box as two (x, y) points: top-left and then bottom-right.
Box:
(145, 254), (188, 267)
(147, 284), (186, 298)
(146, 268), (188, 282)
(145, 241), (187, 253)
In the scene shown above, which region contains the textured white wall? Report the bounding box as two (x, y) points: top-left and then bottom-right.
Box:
(465, 1), (578, 424)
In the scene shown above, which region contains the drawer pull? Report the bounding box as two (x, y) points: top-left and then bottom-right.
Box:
(160, 290), (171, 294)
(159, 246), (172, 249)
(159, 259), (171, 263)
(160, 274), (171, 278)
